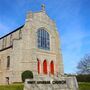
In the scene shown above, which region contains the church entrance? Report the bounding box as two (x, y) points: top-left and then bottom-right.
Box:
(50, 61), (54, 75)
(6, 77), (9, 85)
(43, 60), (47, 74)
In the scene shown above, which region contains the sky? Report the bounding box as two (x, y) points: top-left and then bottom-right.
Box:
(0, 0), (90, 73)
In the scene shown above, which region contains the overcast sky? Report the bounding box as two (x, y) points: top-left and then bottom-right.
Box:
(0, 0), (90, 73)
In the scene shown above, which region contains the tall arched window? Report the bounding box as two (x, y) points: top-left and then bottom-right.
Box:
(37, 28), (50, 50)
(43, 60), (47, 74)
(50, 61), (54, 75)
(37, 59), (40, 74)
(7, 56), (10, 69)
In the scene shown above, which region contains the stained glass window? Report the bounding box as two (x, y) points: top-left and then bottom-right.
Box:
(37, 28), (50, 50)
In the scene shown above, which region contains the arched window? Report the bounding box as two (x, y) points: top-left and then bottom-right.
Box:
(50, 61), (54, 75)
(37, 28), (50, 50)
(37, 59), (40, 74)
(43, 60), (47, 74)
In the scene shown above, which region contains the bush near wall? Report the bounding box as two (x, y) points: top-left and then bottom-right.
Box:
(21, 70), (33, 82)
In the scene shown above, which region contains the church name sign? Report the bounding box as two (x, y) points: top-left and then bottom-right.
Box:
(27, 80), (66, 84)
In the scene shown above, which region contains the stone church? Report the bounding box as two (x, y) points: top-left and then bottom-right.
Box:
(0, 5), (78, 90)
(0, 5), (64, 84)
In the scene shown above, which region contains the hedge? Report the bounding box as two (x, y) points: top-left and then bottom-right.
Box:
(76, 74), (90, 82)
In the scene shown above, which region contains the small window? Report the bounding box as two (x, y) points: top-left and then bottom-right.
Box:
(2, 38), (5, 48)
(19, 30), (22, 39)
(10, 34), (12, 45)
(7, 56), (10, 69)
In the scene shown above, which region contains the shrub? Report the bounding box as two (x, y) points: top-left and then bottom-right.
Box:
(76, 74), (90, 82)
(21, 70), (33, 82)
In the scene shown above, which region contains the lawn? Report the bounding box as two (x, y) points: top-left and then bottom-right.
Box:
(0, 82), (90, 90)
(0, 84), (24, 90)
(79, 82), (90, 90)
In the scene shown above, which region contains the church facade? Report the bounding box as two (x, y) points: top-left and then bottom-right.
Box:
(0, 5), (64, 84)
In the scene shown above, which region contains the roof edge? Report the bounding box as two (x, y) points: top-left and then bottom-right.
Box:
(0, 25), (24, 40)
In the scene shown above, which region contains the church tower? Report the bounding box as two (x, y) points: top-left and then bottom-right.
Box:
(23, 4), (64, 76)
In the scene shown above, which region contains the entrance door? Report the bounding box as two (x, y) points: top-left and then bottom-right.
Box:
(50, 61), (54, 75)
(43, 60), (47, 74)
(6, 77), (9, 84)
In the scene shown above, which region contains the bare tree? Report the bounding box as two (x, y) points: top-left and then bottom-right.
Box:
(77, 54), (90, 74)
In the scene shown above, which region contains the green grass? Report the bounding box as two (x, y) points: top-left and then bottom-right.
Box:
(0, 82), (90, 90)
(0, 84), (24, 90)
(79, 82), (90, 90)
